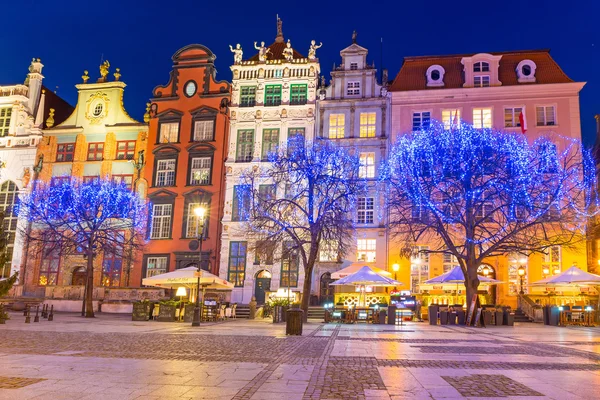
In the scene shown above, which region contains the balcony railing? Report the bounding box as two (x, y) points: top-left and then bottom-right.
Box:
(0, 85), (28, 98)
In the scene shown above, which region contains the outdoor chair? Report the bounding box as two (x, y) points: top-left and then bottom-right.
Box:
(231, 303), (237, 319)
(219, 304), (226, 321)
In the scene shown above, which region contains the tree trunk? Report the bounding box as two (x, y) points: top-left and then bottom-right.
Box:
(301, 266), (314, 322)
(84, 250), (95, 318)
(464, 261), (480, 326)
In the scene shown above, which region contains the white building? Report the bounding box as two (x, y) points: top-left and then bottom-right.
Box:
(314, 36), (391, 304)
(0, 59), (66, 281)
(220, 20), (320, 304)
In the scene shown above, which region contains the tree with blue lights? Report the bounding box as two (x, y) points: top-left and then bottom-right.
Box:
(383, 122), (597, 315)
(19, 179), (147, 318)
(239, 138), (367, 318)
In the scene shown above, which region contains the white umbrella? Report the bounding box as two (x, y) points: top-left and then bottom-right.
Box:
(331, 264), (392, 279)
(330, 266), (403, 307)
(530, 266), (600, 286)
(142, 267), (234, 290)
(422, 266), (503, 304)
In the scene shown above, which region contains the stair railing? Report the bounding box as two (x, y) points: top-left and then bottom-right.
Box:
(517, 294), (543, 322)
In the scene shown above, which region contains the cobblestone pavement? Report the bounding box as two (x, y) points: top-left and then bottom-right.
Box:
(0, 312), (599, 399)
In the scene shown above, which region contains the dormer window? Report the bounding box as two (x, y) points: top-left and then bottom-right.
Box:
(516, 60), (537, 83)
(474, 62), (490, 72)
(350, 63), (358, 70)
(474, 75), (490, 87)
(426, 65), (445, 87)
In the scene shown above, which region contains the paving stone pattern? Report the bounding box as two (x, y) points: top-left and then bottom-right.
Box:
(442, 374), (544, 397)
(0, 376), (46, 389)
(412, 344), (564, 357)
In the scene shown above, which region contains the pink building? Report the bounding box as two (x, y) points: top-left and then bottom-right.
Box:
(388, 50), (586, 306)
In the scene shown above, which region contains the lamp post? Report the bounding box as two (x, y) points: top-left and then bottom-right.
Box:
(176, 287), (187, 321)
(482, 265), (490, 277)
(517, 265), (526, 295)
(191, 206), (206, 327)
(392, 263), (400, 291)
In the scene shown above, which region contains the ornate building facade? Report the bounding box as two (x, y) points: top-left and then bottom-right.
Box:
(388, 50), (587, 306)
(0, 58), (72, 281)
(141, 44), (230, 283)
(315, 35), (390, 303)
(219, 20), (321, 304)
(23, 62), (148, 295)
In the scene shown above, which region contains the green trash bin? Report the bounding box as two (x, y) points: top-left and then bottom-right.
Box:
(286, 308), (303, 335)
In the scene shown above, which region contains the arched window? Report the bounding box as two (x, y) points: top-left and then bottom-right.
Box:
(0, 181), (18, 278)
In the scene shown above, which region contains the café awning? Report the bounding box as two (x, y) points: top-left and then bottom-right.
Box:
(142, 267), (234, 290)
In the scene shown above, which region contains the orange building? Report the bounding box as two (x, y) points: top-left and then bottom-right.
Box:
(135, 45), (230, 284)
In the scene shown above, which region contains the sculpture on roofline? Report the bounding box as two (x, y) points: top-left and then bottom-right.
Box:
(99, 60), (110, 78)
(308, 40), (322, 60)
(229, 44), (243, 64)
(283, 40), (294, 62)
(254, 41), (271, 62)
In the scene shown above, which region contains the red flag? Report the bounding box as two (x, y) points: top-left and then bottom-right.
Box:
(519, 109), (527, 134)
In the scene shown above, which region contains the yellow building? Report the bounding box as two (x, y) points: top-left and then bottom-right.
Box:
(23, 62), (149, 296)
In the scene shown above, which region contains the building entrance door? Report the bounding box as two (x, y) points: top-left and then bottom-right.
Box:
(320, 272), (334, 304)
(254, 270), (271, 304)
(71, 267), (86, 286)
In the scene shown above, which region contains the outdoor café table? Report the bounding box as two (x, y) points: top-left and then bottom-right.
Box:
(354, 307), (374, 323)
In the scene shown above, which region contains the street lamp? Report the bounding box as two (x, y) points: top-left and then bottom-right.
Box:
(542, 266), (550, 276)
(191, 206), (206, 327)
(392, 263), (400, 290)
(517, 265), (526, 295)
(482, 265), (490, 277)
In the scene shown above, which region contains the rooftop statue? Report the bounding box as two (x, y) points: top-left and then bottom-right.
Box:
(308, 40), (322, 60)
(229, 44), (243, 64)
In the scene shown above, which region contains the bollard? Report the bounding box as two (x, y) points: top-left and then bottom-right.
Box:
(23, 305), (29, 317)
(0, 304), (5, 324)
(34, 306), (40, 323)
(48, 305), (54, 322)
(25, 309), (30, 323)
(43, 304), (49, 319)
(41, 304), (46, 318)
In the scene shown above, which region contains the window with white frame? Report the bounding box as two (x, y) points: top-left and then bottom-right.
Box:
(151, 204), (172, 239)
(155, 159), (176, 186)
(508, 253), (529, 296)
(473, 108), (492, 129)
(442, 109), (460, 129)
(186, 202), (208, 238)
(193, 120), (214, 141)
(359, 152), (375, 178)
(536, 106), (556, 126)
(443, 253), (459, 273)
(347, 81), (360, 96)
(357, 239), (376, 262)
(319, 240), (338, 262)
(410, 246), (429, 293)
(504, 107), (523, 128)
(328, 114), (345, 139)
(350, 62), (358, 70)
(412, 112), (431, 131)
(359, 112), (376, 138)
(357, 197), (374, 224)
(474, 62), (490, 72)
(542, 246), (562, 275)
(474, 75), (490, 87)
(159, 122), (179, 143)
(146, 257), (167, 278)
(0, 108), (12, 137)
(190, 157), (211, 185)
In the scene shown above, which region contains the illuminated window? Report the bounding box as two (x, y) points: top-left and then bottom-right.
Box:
(254, 240), (275, 265)
(0, 181), (17, 277)
(410, 246), (429, 293)
(474, 75), (490, 87)
(151, 204), (172, 239)
(287, 127), (305, 154)
(359, 152), (375, 178)
(228, 241), (247, 287)
(504, 107), (523, 128)
(281, 241), (299, 287)
(155, 159), (176, 186)
(102, 247), (123, 287)
(474, 62), (490, 72)
(412, 112), (431, 131)
(319, 240), (338, 262)
(264, 85), (282, 107)
(236, 130), (254, 162)
(536, 106), (556, 126)
(290, 84), (307, 105)
(112, 174), (133, 190)
(542, 246), (561, 274)
(347, 81), (360, 96)
(83, 176), (99, 184)
(508, 253), (529, 296)
(357, 197), (374, 224)
(473, 108), (492, 129)
(262, 129), (279, 160)
(116, 140), (136, 160)
(0, 108), (12, 137)
(193, 120), (214, 141)
(159, 122), (179, 143)
(441, 109), (460, 129)
(38, 248), (60, 286)
(328, 114), (345, 139)
(357, 239), (376, 262)
(232, 185), (251, 222)
(190, 157), (211, 185)
(359, 112), (376, 138)
(240, 86), (256, 107)
(56, 143), (75, 162)
(186, 202), (208, 238)
(87, 142), (104, 161)
(146, 257), (167, 278)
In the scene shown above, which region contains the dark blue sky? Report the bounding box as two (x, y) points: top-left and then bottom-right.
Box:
(3, 0), (599, 145)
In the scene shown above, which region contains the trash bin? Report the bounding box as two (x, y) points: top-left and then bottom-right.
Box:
(448, 312), (456, 325)
(428, 305), (439, 325)
(387, 306), (397, 325)
(273, 306), (282, 323)
(439, 310), (448, 325)
(456, 310), (466, 325)
(549, 306), (560, 326)
(286, 308), (303, 335)
(378, 310), (387, 324)
(543, 305), (550, 325)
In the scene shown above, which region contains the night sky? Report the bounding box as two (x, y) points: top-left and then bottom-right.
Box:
(3, 1), (599, 146)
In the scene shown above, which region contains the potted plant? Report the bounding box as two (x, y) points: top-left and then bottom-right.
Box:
(495, 307), (504, 326)
(157, 300), (178, 322)
(132, 299), (151, 321)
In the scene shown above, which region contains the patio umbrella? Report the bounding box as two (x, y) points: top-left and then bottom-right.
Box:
(331, 264), (392, 279)
(330, 266), (403, 307)
(529, 266), (600, 310)
(422, 266), (503, 304)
